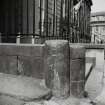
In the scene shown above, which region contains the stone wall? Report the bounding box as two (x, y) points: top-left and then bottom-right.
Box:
(0, 43), (44, 79)
(1, 41), (105, 101)
(0, 41), (86, 99)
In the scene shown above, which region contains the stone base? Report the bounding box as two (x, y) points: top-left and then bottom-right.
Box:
(0, 73), (51, 101)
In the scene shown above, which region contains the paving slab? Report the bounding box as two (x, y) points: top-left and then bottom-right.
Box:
(0, 95), (24, 105)
(0, 73), (51, 101)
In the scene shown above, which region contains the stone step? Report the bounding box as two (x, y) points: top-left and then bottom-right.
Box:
(0, 73), (51, 101)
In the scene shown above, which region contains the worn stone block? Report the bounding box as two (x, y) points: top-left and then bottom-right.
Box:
(78, 81), (85, 97)
(45, 40), (69, 57)
(18, 56), (44, 79)
(0, 44), (19, 56)
(17, 45), (32, 57)
(0, 44), (44, 57)
(31, 44), (44, 57)
(70, 81), (85, 98)
(0, 95), (24, 105)
(0, 73), (51, 101)
(70, 45), (85, 59)
(44, 40), (70, 98)
(70, 59), (85, 81)
(0, 55), (17, 75)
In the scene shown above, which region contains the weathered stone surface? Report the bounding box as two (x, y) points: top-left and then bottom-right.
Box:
(0, 95), (24, 105)
(70, 81), (85, 98)
(18, 56), (44, 79)
(44, 40), (70, 98)
(31, 44), (44, 57)
(0, 44), (44, 78)
(0, 44), (44, 57)
(24, 100), (59, 105)
(0, 44), (19, 56)
(24, 102), (42, 105)
(0, 55), (17, 75)
(70, 45), (85, 59)
(17, 45), (32, 56)
(24, 97), (92, 105)
(70, 59), (85, 81)
(17, 45), (44, 57)
(69, 45), (85, 98)
(94, 85), (105, 104)
(0, 73), (51, 101)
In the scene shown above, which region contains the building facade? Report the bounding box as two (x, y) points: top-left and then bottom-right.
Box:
(0, 0), (92, 43)
(91, 12), (105, 43)
(71, 0), (92, 43)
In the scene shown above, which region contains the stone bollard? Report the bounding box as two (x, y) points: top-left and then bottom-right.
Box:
(70, 45), (86, 98)
(44, 40), (70, 98)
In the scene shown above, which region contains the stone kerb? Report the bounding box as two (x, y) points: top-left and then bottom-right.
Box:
(44, 40), (70, 99)
(70, 45), (86, 98)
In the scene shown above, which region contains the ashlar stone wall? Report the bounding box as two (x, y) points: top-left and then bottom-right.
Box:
(0, 41), (86, 99)
(0, 43), (44, 79)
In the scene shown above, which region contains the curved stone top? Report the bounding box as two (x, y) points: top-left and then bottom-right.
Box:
(45, 40), (69, 48)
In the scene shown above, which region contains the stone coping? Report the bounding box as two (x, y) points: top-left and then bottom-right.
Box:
(0, 43), (44, 47)
(0, 42), (104, 49)
(70, 43), (105, 49)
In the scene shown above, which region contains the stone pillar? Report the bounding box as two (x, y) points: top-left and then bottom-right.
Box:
(70, 45), (85, 98)
(44, 40), (70, 98)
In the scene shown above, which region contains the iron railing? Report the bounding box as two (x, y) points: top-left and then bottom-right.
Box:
(0, 0), (92, 43)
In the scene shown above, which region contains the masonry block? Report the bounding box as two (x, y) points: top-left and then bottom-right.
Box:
(0, 44), (18, 56)
(0, 55), (17, 75)
(0, 44), (44, 57)
(31, 44), (44, 57)
(70, 59), (85, 81)
(70, 81), (85, 98)
(70, 45), (85, 98)
(18, 56), (44, 79)
(0, 73), (51, 101)
(44, 40), (70, 98)
(70, 45), (85, 59)
(17, 45), (32, 57)
(0, 95), (24, 105)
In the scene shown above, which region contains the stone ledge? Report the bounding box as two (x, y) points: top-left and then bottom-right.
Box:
(0, 73), (51, 101)
(70, 43), (105, 49)
(0, 44), (44, 57)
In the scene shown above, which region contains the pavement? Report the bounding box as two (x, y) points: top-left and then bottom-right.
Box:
(0, 73), (51, 101)
(85, 59), (105, 105)
(85, 65), (104, 100)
